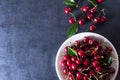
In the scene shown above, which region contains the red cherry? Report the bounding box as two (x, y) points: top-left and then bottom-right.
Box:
(64, 7), (71, 14)
(97, 0), (103, 3)
(92, 50), (98, 55)
(90, 24), (96, 32)
(81, 6), (89, 12)
(93, 61), (100, 67)
(84, 59), (89, 66)
(67, 60), (72, 67)
(71, 63), (78, 70)
(75, 40), (80, 46)
(87, 13), (93, 20)
(68, 75), (74, 80)
(68, 71), (73, 75)
(71, 56), (77, 62)
(94, 18), (100, 24)
(76, 72), (83, 80)
(96, 67), (103, 72)
(106, 47), (112, 53)
(89, 71), (94, 77)
(69, 17), (75, 24)
(108, 68), (116, 74)
(63, 68), (68, 74)
(88, 38), (94, 45)
(94, 55), (100, 61)
(83, 36), (89, 43)
(64, 46), (68, 53)
(90, 7), (96, 14)
(76, 59), (82, 65)
(78, 19), (85, 26)
(61, 60), (67, 67)
(101, 16), (107, 23)
(77, 50), (84, 57)
(63, 55), (70, 61)
(83, 76), (87, 80)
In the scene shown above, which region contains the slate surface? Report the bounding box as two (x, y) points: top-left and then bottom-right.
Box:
(0, 0), (119, 80)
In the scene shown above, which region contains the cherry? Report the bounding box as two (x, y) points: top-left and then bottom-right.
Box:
(88, 66), (93, 70)
(84, 59), (89, 66)
(63, 68), (68, 74)
(87, 13), (93, 20)
(96, 67), (103, 72)
(92, 50), (98, 55)
(64, 46), (68, 53)
(68, 75), (74, 80)
(106, 47), (112, 53)
(89, 71), (94, 77)
(68, 71), (73, 75)
(76, 72), (83, 80)
(63, 55), (70, 61)
(108, 68), (115, 74)
(83, 36), (89, 43)
(81, 6), (89, 12)
(71, 56), (77, 62)
(97, 0), (103, 3)
(64, 7), (71, 14)
(61, 60), (67, 67)
(76, 59), (82, 65)
(78, 19), (85, 26)
(94, 18), (100, 24)
(88, 38), (94, 45)
(94, 55), (100, 61)
(71, 63), (78, 70)
(101, 16), (107, 23)
(90, 24), (96, 32)
(75, 40), (80, 46)
(83, 76), (87, 80)
(77, 50), (84, 57)
(69, 17), (75, 24)
(96, 44), (102, 50)
(90, 7), (96, 14)
(67, 60), (72, 67)
(93, 61), (100, 67)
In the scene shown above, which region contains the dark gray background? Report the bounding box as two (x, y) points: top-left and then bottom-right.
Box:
(0, 0), (119, 80)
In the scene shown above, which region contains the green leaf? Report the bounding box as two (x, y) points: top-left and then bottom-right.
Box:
(68, 47), (78, 56)
(64, 0), (77, 6)
(67, 22), (78, 37)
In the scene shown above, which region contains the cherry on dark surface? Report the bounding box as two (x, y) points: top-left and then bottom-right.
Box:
(81, 6), (89, 12)
(78, 19), (85, 26)
(87, 13), (93, 20)
(71, 63), (78, 70)
(90, 7), (96, 14)
(97, 0), (103, 3)
(101, 16), (107, 23)
(69, 17), (75, 24)
(64, 7), (71, 14)
(76, 72), (83, 80)
(61, 60), (67, 67)
(90, 24), (96, 32)
(93, 61), (100, 67)
(71, 56), (77, 62)
(94, 18), (100, 24)
(63, 68), (68, 74)
(64, 55), (70, 61)
(83, 36), (89, 43)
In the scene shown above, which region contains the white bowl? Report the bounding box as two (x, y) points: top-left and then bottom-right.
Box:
(55, 32), (119, 80)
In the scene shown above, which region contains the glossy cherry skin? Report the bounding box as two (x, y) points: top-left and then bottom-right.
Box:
(90, 7), (96, 14)
(87, 14), (93, 20)
(90, 24), (96, 32)
(63, 55), (70, 61)
(64, 7), (71, 14)
(94, 18), (100, 24)
(93, 61), (100, 67)
(77, 50), (84, 57)
(81, 6), (89, 12)
(98, 0), (103, 3)
(76, 72), (83, 80)
(71, 63), (78, 70)
(101, 16), (107, 23)
(69, 18), (75, 24)
(61, 60), (67, 67)
(78, 19), (85, 26)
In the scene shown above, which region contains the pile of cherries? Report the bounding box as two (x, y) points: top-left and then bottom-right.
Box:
(64, 0), (107, 32)
(60, 36), (115, 80)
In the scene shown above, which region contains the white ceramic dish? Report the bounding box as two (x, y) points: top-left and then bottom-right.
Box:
(55, 32), (119, 80)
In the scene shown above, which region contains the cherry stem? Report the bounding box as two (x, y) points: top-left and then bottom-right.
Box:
(85, 27), (90, 32)
(88, 0), (98, 7)
(97, 8), (106, 17)
(70, 13), (76, 21)
(76, 0), (81, 7)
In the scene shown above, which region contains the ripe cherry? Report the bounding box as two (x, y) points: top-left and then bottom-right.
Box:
(71, 63), (78, 70)
(93, 61), (100, 67)
(84, 59), (90, 66)
(78, 19), (85, 26)
(108, 68), (115, 74)
(88, 38), (94, 45)
(71, 56), (77, 62)
(76, 72), (83, 80)
(96, 67), (103, 72)
(76, 59), (82, 65)
(98, 0), (103, 3)
(61, 60), (67, 67)
(92, 50), (98, 55)
(77, 50), (84, 57)
(94, 18), (100, 24)
(63, 55), (70, 61)
(94, 55), (100, 61)
(68, 71), (73, 75)
(67, 60), (72, 67)
(68, 75), (74, 80)
(83, 76), (87, 80)
(87, 13), (93, 20)
(89, 71), (94, 77)
(75, 40), (80, 46)
(81, 6), (89, 12)
(101, 16), (107, 23)
(64, 46), (68, 53)
(63, 68), (68, 74)
(90, 24), (96, 32)
(90, 7), (96, 14)
(69, 17), (75, 24)
(64, 7), (71, 14)
(83, 36), (89, 43)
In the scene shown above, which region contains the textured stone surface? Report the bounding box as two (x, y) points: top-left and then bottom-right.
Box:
(0, 0), (119, 80)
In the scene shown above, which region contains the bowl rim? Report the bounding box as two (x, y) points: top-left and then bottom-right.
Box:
(55, 32), (119, 80)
